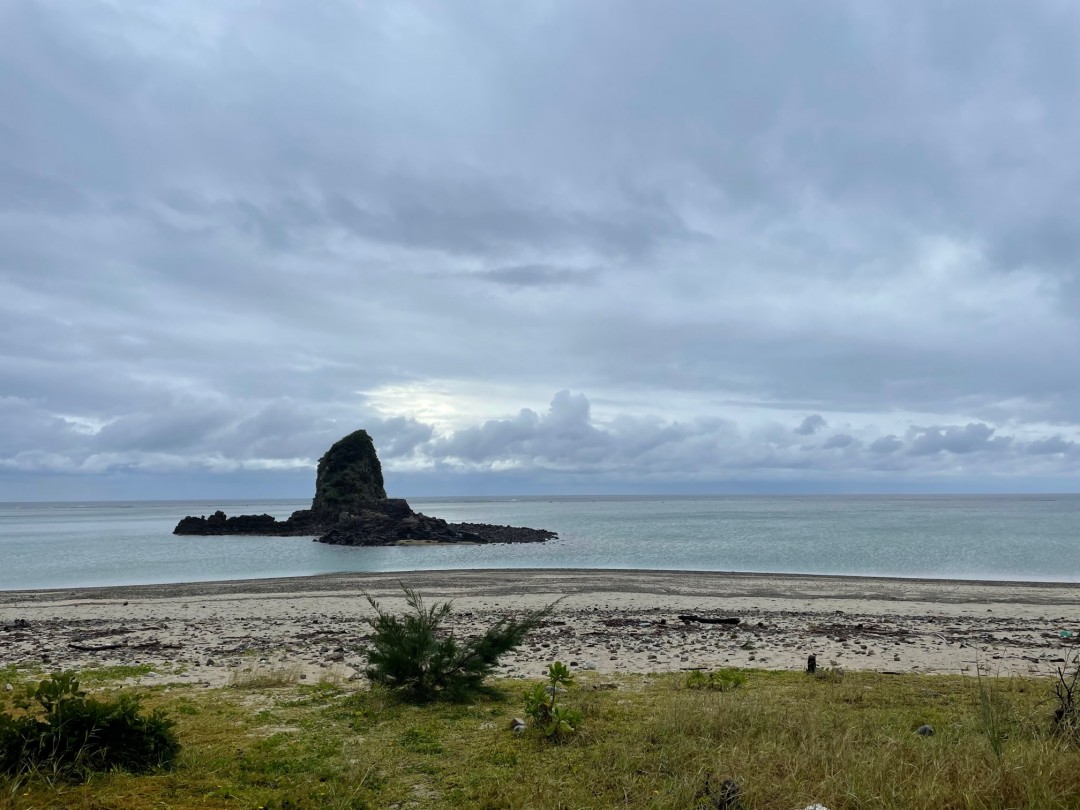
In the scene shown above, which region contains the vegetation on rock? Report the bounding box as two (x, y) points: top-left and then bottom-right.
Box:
(311, 429), (387, 518)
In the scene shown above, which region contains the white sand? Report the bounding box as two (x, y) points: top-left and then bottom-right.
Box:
(1, 569), (1078, 688)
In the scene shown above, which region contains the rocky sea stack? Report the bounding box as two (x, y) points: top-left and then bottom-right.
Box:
(173, 430), (556, 546)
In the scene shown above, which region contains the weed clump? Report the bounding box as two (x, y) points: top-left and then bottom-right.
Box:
(685, 668), (747, 692)
(363, 585), (550, 702)
(1052, 652), (1079, 743)
(0, 671), (180, 780)
(524, 661), (582, 739)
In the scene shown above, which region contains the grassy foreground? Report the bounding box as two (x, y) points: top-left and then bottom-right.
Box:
(2, 665), (1079, 810)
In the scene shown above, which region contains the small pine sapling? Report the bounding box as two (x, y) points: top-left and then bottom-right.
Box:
(364, 585), (553, 702)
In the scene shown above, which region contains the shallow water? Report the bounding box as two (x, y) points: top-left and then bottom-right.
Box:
(1, 494), (1078, 590)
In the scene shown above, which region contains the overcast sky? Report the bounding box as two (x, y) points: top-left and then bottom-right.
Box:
(2, 1), (1079, 500)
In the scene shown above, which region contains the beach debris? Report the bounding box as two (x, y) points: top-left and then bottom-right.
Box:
(806, 654), (817, 674)
(1060, 630), (1075, 639)
(916, 724), (934, 736)
(601, 617), (651, 627)
(802, 805), (831, 810)
(68, 638), (181, 652)
(68, 641), (127, 651)
(3, 684), (12, 692)
(678, 614), (741, 626)
(509, 717), (526, 733)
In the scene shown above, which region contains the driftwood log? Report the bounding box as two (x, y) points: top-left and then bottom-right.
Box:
(677, 614), (741, 626)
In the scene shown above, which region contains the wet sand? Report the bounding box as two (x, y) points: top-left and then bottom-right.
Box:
(2, 569), (1078, 687)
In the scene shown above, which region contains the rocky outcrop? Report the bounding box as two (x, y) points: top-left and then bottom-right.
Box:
(173, 510), (321, 536)
(454, 523), (556, 544)
(173, 430), (556, 547)
(319, 500), (483, 546)
(310, 430), (387, 521)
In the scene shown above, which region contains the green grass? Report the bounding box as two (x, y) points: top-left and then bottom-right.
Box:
(228, 662), (303, 689)
(77, 663), (156, 684)
(2, 669), (1079, 809)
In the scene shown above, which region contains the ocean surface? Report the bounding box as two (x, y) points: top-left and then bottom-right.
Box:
(1, 495), (1078, 591)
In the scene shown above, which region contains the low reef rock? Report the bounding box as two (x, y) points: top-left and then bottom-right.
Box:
(173, 430), (556, 547)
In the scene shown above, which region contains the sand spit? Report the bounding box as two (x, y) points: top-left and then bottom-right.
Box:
(1, 569), (1078, 688)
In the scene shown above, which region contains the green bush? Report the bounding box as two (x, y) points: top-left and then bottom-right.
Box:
(0, 671), (180, 780)
(524, 661), (582, 739)
(363, 585), (551, 702)
(685, 668), (747, 692)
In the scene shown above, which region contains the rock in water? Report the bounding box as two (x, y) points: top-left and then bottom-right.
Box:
(172, 429), (556, 547)
(310, 430), (387, 520)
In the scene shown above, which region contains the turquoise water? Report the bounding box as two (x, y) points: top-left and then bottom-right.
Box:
(0, 495), (1078, 590)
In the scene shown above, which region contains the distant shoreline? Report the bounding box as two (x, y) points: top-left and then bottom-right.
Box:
(3, 567), (1080, 601)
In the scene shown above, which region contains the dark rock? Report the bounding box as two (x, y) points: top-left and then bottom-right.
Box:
(173, 429), (555, 547)
(916, 724), (934, 736)
(454, 523), (556, 544)
(717, 779), (742, 810)
(318, 502), (489, 546)
(310, 430), (387, 520)
(175, 511), (269, 535)
(697, 775), (743, 810)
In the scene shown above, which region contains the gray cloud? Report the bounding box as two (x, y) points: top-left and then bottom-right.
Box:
(473, 265), (599, 288)
(870, 436), (903, 455)
(1, 2), (1079, 496)
(1026, 436), (1080, 456)
(795, 415), (827, 436)
(907, 423), (1010, 456)
(823, 434), (857, 450)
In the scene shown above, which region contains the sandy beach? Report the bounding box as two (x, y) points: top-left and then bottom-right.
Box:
(2, 569), (1078, 688)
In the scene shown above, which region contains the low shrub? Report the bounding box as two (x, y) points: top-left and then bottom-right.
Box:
(364, 585), (552, 702)
(524, 661), (582, 739)
(0, 671), (180, 780)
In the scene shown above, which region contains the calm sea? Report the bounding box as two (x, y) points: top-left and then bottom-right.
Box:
(0, 495), (1078, 590)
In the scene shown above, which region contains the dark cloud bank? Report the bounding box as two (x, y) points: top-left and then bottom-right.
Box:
(1, 1), (1078, 499)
